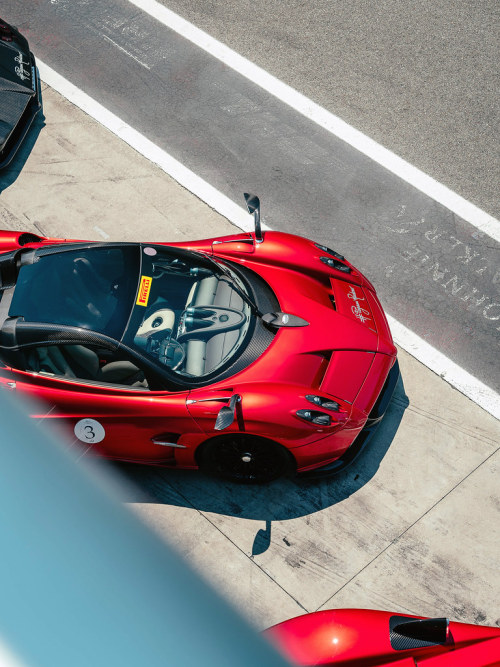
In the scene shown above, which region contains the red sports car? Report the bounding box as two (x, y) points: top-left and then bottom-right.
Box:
(265, 608), (500, 666)
(0, 195), (398, 482)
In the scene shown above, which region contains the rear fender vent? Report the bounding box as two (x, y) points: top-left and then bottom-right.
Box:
(18, 233), (42, 246)
(311, 351), (332, 388)
(329, 294), (336, 310)
(390, 616), (450, 651)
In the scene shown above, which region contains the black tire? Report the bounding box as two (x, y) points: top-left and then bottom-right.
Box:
(198, 435), (294, 483)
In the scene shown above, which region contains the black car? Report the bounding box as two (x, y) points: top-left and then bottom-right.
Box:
(0, 17), (41, 169)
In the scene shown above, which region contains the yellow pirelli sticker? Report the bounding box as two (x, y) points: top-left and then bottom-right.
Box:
(136, 275), (152, 306)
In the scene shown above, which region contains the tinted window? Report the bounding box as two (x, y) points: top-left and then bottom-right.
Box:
(10, 246), (140, 339)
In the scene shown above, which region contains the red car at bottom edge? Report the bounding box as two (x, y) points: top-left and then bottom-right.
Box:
(0, 195), (398, 482)
(265, 608), (500, 666)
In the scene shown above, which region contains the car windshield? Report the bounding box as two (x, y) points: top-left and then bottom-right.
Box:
(9, 245), (140, 339)
(124, 245), (253, 379)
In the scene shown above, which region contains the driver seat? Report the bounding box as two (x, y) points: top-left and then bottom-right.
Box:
(28, 345), (145, 386)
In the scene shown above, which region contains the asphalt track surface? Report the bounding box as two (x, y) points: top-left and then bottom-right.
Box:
(160, 0), (500, 222)
(4, 0), (499, 396)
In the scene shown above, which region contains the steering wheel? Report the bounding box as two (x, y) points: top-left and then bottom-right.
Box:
(159, 336), (185, 370)
(146, 332), (185, 370)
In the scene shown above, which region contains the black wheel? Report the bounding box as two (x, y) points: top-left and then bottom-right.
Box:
(198, 435), (294, 483)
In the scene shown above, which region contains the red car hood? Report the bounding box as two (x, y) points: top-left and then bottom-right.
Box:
(144, 230), (396, 401)
(231, 259), (396, 405)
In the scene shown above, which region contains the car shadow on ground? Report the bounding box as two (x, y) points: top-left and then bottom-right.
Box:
(116, 373), (409, 524)
(0, 113), (45, 194)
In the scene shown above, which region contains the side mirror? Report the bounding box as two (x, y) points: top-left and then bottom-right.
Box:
(244, 193), (263, 243)
(215, 394), (241, 430)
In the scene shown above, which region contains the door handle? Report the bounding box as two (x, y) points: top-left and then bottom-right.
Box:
(0, 381), (16, 391)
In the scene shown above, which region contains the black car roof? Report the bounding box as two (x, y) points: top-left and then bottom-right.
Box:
(0, 17), (41, 168)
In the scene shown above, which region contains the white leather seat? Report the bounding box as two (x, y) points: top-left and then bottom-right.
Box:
(183, 276), (246, 376)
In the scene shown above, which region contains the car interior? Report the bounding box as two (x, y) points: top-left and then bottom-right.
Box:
(7, 246), (252, 385)
(134, 272), (251, 378)
(25, 344), (148, 388)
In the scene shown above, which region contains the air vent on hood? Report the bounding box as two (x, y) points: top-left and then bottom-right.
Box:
(320, 256), (351, 273)
(314, 242), (344, 261)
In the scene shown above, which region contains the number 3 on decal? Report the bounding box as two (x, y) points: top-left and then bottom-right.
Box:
(74, 418), (105, 444)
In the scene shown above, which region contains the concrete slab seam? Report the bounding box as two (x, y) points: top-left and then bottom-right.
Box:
(128, 0), (500, 243)
(36, 61), (500, 421)
(316, 445), (500, 612)
(402, 402), (499, 446)
(160, 485), (309, 613)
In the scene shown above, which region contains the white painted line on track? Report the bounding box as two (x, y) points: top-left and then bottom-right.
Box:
(128, 0), (500, 244)
(387, 317), (500, 420)
(37, 62), (253, 233)
(37, 61), (500, 420)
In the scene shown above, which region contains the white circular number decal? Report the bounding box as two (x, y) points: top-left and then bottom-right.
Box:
(74, 418), (105, 444)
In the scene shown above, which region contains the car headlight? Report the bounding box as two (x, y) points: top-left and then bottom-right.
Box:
(305, 395), (340, 411)
(296, 409), (331, 426)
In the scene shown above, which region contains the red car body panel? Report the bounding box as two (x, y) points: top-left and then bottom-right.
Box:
(0, 228), (397, 475)
(265, 609), (500, 666)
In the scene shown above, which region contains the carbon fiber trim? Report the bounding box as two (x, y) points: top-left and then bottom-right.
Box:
(220, 261), (280, 314)
(14, 322), (119, 350)
(389, 615), (449, 650)
(35, 242), (126, 257)
(0, 249), (18, 290)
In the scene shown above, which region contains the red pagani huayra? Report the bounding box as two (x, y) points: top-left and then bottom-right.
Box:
(0, 195), (398, 482)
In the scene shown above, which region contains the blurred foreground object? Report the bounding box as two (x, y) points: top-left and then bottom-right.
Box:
(0, 390), (290, 667)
